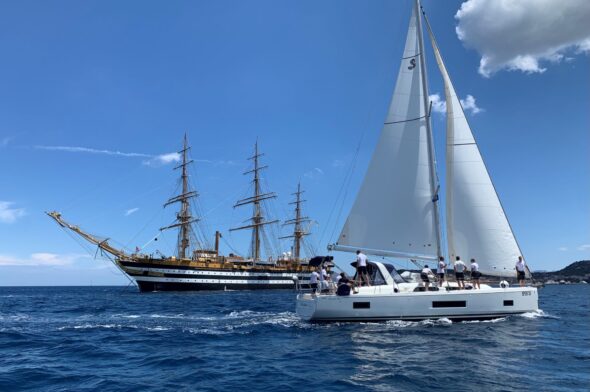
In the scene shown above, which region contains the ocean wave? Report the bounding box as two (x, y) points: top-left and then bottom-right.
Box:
(519, 309), (557, 319)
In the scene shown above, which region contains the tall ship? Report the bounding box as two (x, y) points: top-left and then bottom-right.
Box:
(48, 136), (322, 292)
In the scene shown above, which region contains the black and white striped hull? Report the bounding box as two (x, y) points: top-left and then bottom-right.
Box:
(119, 261), (312, 292)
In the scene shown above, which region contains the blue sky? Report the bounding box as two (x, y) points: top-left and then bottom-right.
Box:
(1, 0), (588, 285)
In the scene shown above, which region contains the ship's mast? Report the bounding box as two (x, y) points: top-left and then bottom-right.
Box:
(415, 0), (443, 260)
(280, 182), (311, 260)
(160, 133), (199, 259)
(230, 142), (278, 261)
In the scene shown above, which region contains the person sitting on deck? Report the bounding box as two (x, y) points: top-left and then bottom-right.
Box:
(421, 265), (434, 291)
(336, 275), (352, 296)
(454, 256), (467, 289)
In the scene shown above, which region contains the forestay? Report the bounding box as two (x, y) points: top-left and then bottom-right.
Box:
(425, 23), (525, 278)
(334, 4), (438, 261)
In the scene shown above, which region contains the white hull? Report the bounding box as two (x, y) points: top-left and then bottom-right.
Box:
(296, 285), (538, 322)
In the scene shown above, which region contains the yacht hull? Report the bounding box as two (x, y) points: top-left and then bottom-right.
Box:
(296, 287), (538, 322)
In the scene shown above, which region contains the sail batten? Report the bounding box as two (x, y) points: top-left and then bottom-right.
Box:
(335, 3), (438, 258)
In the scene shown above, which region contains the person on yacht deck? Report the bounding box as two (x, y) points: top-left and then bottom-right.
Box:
(437, 256), (447, 287)
(454, 256), (467, 289)
(421, 265), (433, 291)
(470, 259), (481, 289)
(355, 250), (371, 287)
(515, 256), (526, 287)
(310, 269), (320, 294)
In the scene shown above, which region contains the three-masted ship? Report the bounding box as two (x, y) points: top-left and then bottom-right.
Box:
(47, 136), (321, 292)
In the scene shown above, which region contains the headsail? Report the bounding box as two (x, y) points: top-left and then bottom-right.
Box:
(333, 2), (439, 261)
(424, 16), (525, 277)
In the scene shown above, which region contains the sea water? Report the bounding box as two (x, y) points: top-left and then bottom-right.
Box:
(0, 285), (588, 391)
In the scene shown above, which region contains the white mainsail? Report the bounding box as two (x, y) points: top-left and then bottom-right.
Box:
(334, 3), (439, 261)
(425, 23), (524, 277)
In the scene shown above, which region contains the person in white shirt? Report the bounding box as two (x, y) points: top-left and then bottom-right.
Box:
(437, 256), (447, 288)
(309, 269), (320, 294)
(470, 259), (481, 289)
(355, 250), (371, 287)
(421, 265), (433, 291)
(454, 256), (467, 289)
(515, 256), (526, 287)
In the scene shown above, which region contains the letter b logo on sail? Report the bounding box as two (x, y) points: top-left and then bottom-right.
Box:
(408, 58), (416, 70)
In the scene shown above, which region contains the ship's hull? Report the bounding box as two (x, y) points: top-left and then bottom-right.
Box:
(296, 285), (539, 322)
(119, 260), (312, 292)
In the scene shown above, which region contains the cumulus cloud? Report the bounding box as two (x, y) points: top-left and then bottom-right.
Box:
(124, 207), (139, 216)
(0, 253), (89, 266)
(558, 247), (568, 251)
(429, 93), (483, 115)
(0, 201), (26, 223)
(578, 244), (590, 251)
(455, 0), (590, 77)
(429, 94), (447, 114)
(304, 167), (324, 179)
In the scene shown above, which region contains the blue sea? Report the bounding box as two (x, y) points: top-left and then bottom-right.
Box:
(0, 285), (588, 392)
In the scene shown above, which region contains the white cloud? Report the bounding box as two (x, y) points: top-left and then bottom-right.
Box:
(429, 94), (446, 114)
(36, 144), (236, 167)
(124, 207), (139, 216)
(331, 159), (345, 168)
(558, 247), (568, 252)
(1, 137), (12, 147)
(0, 253), (89, 266)
(577, 244), (590, 251)
(429, 93), (483, 115)
(35, 145), (151, 158)
(304, 167), (324, 179)
(0, 201), (26, 223)
(142, 152), (181, 166)
(460, 95), (483, 114)
(455, 0), (590, 77)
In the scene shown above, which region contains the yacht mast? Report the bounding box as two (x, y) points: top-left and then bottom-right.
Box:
(415, 0), (443, 259)
(160, 133), (199, 259)
(230, 142), (278, 261)
(280, 182), (311, 260)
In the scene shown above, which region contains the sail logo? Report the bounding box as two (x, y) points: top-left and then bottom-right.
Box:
(408, 58), (416, 70)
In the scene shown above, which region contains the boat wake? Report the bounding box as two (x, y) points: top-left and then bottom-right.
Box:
(519, 309), (556, 319)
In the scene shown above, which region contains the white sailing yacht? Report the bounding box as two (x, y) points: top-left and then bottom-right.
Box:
(296, 0), (539, 322)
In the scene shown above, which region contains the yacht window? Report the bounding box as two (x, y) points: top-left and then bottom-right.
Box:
(432, 301), (466, 308)
(503, 300), (514, 306)
(353, 302), (370, 309)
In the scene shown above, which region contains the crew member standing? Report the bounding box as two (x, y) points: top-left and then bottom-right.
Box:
(437, 256), (447, 288)
(421, 265), (434, 291)
(356, 250), (371, 287)
(454, 256), (467, 289)
(470, 259), (481, 289)
(515, 256), (526, 287)
(309, 269), (320, 294)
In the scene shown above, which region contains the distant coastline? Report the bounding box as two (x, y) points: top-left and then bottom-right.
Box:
(532, 260), (590, 284)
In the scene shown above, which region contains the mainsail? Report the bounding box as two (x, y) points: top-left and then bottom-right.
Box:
(424, 16), (525, 277)
(333, 2), (440, 261)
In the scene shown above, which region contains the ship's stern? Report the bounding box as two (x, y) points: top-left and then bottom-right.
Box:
(296, 294), (317, 321)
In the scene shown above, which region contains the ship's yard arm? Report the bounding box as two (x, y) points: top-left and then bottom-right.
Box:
(46, 211), (128, 259)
